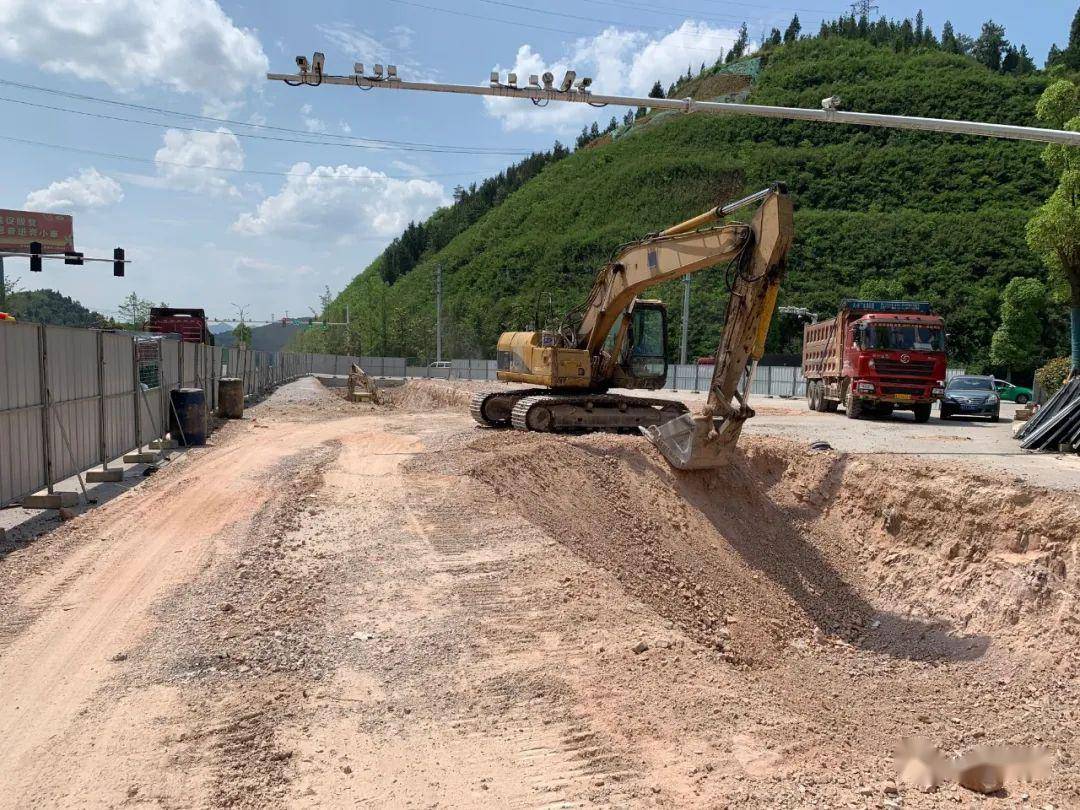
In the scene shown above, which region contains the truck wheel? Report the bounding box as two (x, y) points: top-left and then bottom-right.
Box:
(845, 392), (863, 420)
(1015, 394), (1029, 405)
(824, 399), (839, 413)
(912, 403), (931, 423)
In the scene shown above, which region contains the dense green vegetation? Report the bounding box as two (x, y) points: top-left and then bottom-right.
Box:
(3, 289), (106, 327)
(297, 29), (1075, 370)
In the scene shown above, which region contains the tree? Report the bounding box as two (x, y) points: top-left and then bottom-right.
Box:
(767, 27), (782, 47)
(727, 22), (749, 62)
(1066, 7), (1080, 70)
(1017, 45), (1036, 75)
(1, 271), (19, 307)
(589, 121), (600, 140)
(973, 20), (1008, 72)
(1047, 44), (1064, 69)
(232, 321), (253, 348)
(941, 20), (958, 53)
(623, 109), (635, 126)
(784, 15), (801, 44)
(117, 292), (153, 327)
(915, 9), (925, 45)
(1026, 80), (1080, 373)
(1002, 46), (1020, 74)
(648, 81), (665, 99)
(990, 277), (1047, 372)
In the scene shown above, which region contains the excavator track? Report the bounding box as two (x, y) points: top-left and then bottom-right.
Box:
(469, 388), (550, 427)
(510, 393), (688, 433)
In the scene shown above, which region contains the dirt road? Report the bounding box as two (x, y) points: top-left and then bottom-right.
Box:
(1, 378), (1078, 807)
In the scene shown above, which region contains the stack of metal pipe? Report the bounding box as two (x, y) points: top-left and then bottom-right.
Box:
(1016, 379), (1080, 452)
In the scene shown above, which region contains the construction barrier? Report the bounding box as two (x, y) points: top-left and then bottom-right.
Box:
(0, 324), (373, 507)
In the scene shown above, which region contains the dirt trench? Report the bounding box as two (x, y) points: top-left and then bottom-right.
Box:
(464, 428), (1080, 668)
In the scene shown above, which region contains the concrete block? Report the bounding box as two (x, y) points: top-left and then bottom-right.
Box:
(123, 451), (161, 464)
(86, 468), (124, 483)
(149, 438), (177, 450)
(21, 491), (79, 509)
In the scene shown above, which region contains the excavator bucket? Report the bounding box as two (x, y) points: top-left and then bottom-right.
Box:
(641, 414), (739, 470)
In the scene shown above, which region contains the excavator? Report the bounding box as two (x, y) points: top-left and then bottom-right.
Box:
(470, 183), (795, 469)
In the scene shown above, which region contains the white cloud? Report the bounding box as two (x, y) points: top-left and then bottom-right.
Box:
(231, 256), (316, 287)
(339, 121), (353, 135)
(0, 0), (267, 98)
(25, 168), (124, 212)
(232, 163), (449, 243)
(314, 22), (432, 81)
(485, 21), (745, 133)
(300, 104), (327, 133)
(154, 128), (245, 197)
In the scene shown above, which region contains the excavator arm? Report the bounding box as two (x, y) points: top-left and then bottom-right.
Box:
(573, 186), (784, 356)
(643, 185), (794, 469)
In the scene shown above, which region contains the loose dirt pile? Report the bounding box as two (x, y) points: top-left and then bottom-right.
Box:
(465, 430), (1080, 670)
(388, 379), (475, 412)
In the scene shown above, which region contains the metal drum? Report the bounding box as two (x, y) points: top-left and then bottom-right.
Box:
(170, 388), (207, 446)
(217, 377), (245, 419)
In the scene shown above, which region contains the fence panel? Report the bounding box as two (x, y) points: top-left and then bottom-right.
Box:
(0, 322), (47, 505)
(45, 327), (101, 484)
(102, 332), (136, 462)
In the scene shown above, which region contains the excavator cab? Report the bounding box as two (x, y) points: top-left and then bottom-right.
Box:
(619, 301), (668, 388)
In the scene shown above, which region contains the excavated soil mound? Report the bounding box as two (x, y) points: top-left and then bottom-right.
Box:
(466, 432), (1080, 668)
(388, 380), (474, 412)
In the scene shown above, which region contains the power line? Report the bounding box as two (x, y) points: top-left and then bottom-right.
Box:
(0, 133), (506, 182)
(582, 0), (833, 15)
(0, 78), (533, 155)
(383, 0), (754, 56)
(474, 0), (757, 32)
(0, 94), (531, 156)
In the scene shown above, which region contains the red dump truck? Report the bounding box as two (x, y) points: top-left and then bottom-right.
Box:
(802, 299), (946, 423)
(147, 307), (214, 345)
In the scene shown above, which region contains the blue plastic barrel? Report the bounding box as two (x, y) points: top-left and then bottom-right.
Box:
(170, 388), (207, 446)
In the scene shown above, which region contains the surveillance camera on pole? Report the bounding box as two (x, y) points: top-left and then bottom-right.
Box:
(266, 53), (1080, 146)
(558, 70), (576, 93)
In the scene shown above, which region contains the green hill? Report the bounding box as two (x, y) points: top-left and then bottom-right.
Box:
(296, 35), (1065, 368)
(3, 289), (107, 327)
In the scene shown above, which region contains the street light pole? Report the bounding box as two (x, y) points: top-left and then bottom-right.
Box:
(679, 275), (691, 366)
(436, 263), (443, 363)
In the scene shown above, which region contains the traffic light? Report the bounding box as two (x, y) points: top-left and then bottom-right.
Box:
(29, 241), (42, 272)
(113, 247), (125, 277)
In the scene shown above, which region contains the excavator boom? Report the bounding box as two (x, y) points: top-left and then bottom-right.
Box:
(643, 187), (794, 469)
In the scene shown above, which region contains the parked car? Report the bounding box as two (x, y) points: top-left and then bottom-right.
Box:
(993, 379), (1033, 404)
(428, 361), (451, 369)
(939, 375), (1000, 421)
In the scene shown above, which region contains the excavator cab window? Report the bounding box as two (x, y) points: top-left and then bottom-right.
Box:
(624, 304), (667, 381)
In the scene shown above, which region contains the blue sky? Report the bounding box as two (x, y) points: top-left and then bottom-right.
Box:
(0, 1), (1073, 322)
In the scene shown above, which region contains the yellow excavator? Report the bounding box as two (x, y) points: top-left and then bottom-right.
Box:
(470, 183), (795, 469)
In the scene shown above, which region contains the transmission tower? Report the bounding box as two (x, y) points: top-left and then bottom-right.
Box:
(850, 0), (878, 19)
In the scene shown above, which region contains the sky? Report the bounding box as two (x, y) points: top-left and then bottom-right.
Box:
(0, 0), (1074, 324)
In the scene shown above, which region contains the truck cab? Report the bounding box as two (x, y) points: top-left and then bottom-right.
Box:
(845, 310), (947, 404)
(803, 299), (947, 423)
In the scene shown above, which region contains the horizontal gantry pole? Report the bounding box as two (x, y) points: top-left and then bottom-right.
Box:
(267, 72), (1080, 147)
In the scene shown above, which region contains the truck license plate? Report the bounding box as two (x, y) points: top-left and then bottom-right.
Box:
(893, 394), (911, 401)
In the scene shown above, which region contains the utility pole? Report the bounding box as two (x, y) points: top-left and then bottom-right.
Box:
(679, 275), (690, 365)
(0, 256), (6, 309)
(435, 263), (443, 363)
